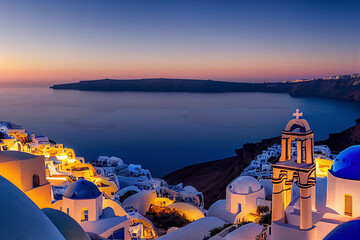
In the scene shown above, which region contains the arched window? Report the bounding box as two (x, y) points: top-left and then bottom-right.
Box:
(33, 174), (40, 188)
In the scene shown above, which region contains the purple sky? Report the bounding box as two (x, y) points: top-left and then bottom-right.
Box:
(0, 0), (359, 86)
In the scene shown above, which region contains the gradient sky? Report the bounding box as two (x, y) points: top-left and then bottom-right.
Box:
(0, 0), (359, 86)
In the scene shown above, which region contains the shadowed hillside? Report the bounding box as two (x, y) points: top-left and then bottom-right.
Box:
(162, 137), (281, 209)
(163, 119), (360, 209)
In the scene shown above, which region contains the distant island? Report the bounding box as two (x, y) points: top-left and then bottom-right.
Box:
(51, 74), (360, 102)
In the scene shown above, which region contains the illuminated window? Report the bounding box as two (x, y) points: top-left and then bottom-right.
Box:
(33, 174), (40, 188)
(81, 208), (88, 222)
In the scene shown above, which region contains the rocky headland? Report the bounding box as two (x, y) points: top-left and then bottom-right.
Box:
(51, 74), (360, 103)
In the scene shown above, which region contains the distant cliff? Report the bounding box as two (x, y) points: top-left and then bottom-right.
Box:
(51, 75), (360, 103)
(162, 119), (360, 209)
(51, 78), (260, 93)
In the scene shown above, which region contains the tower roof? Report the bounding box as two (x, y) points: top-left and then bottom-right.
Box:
(284, 109), (311, 133)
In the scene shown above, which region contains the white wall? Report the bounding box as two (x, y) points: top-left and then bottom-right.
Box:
(226, 187), (265, 216)
(62, 195), (103, 222)
(326, 171), (360, 217)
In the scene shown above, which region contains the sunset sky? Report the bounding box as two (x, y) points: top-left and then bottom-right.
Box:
(0, 0), (359, 87)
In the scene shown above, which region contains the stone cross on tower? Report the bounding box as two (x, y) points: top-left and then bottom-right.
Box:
(293, 109), (303, 120)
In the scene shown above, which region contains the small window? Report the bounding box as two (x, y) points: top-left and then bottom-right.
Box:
(60, 207), (62, 211)
(81, 208), (89, 222)
(108, 228), (124, 240)
(67, 208), (69, 215)
(33, 174), (40, 188)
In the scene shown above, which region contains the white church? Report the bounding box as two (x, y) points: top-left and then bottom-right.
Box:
(271, 110), (360, 240)
(165, 110), (360, 240)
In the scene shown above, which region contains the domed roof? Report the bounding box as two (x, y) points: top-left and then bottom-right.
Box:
(207, 200), (237, 223)
(324, 219), (360, 240)
(167, 202), (205, 221)
(224, 222), (263, 240)
(42, 208), (90, 240)
(64, 179), (101, 199)
(183, 186), (198, 194)
(330, 145), (360, 180)
(0, 176), (65, 239)
(122, 190), (157, 215)
(108, 156), (124, 165)
(228, 176), (262, 194)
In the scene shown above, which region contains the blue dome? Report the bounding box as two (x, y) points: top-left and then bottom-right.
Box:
(64, 179), (101, 199)
(324, 219), (360, 240)
(330, 145), (360, 180)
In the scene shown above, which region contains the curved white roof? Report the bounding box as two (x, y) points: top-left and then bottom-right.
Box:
(224, 222), (263, 240)
(183, 185), (199, 194)
(0, 176), (65, 239)
(42, 208), (90, 240)
(228, 176), (262, 195)
(167, 202), (205, 221)
(108, 156), (124, 165)
(123, 190), (157, 215)
(208, 200), (237, 223)
(117, 186), (141, 198)
(157, 217), (226, 240)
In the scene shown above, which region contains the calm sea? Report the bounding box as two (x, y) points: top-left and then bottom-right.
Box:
(1, 87), (360, 177)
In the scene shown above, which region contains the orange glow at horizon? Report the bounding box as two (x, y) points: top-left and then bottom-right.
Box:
(1, 1), (359, 86)
(1, 51), (359, 86)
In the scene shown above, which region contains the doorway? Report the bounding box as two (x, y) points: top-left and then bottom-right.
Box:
(344, 194), (352, 216)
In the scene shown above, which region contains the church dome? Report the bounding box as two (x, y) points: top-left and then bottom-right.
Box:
(64, 179), (101, 199)
(228, 176), (262, 194)
(324, 219), (360, 240)
(330, 145), (360, 180)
